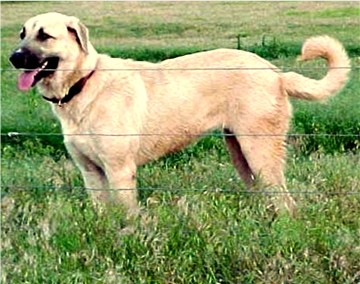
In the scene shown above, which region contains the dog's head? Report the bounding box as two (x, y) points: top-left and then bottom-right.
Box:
(9, 12), (90, 92)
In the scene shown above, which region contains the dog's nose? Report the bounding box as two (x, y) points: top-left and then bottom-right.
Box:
(9, 50), (27, 69)
(9, 48), (41, 70)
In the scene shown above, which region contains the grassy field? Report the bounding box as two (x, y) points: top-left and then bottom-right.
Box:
(1, 2), (360, 283)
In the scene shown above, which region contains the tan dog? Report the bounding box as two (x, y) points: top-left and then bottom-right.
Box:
(10, 12), (350, 215)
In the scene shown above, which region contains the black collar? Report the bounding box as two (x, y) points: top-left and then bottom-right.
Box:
(43, 70), (95, 106)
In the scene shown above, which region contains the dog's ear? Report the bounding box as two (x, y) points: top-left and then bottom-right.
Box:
(67, 17), (89, 54)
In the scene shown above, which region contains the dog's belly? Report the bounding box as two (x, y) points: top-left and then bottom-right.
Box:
(136, 131), (198, 165)
(135, 112), (224, 165)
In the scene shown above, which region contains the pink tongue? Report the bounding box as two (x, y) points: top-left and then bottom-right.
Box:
(18, 69), (39, 91)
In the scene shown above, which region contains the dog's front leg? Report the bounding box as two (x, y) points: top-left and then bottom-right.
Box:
(72, 149), (139, 216)
(80, 165), (110, 207)
(103, 156), (139, 216)
(66, 143), (113, 207)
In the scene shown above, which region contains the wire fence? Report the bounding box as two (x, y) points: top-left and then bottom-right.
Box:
(0, 66), (357, 73)
(2, 132), (360, 138)
(2, 184), (360, 195)
(2, 130), (360, 196)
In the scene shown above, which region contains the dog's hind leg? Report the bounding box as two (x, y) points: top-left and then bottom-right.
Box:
(239, 131), (296, 215)
(226, 122), (296, 215)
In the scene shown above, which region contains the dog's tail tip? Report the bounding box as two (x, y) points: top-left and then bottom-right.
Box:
(300, 35), (349, 64)
(283, 35), (350, 101)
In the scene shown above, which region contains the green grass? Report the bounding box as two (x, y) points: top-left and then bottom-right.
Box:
(1, 2), (360, 283)
(286, 7), (360, 18)
(2, 141), (360, 283)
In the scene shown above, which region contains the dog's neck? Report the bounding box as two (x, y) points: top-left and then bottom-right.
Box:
(42, 70), (95, 107)
(42, 45), (98, 107)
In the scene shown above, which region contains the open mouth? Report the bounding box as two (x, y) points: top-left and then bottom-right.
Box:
(18, 57), (59, 91)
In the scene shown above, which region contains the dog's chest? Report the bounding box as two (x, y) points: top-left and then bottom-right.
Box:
(57, 110), (103, 167)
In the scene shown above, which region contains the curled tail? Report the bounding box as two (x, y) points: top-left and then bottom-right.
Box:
(282, 36), (350, 100)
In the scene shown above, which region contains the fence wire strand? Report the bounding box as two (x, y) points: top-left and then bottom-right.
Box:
(2, 131), (359, 195)
(3, 132), (360, 138)
(0, 66), (357, 73)
(2, 184), (360, 195)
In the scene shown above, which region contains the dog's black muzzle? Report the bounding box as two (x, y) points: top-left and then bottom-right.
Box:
(9, 48), (42, 70)
(9, 48), (60, 90)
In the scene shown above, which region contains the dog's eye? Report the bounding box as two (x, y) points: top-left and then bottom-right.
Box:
(37, 28), (53, 41)
(20, 28), (26, 40)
